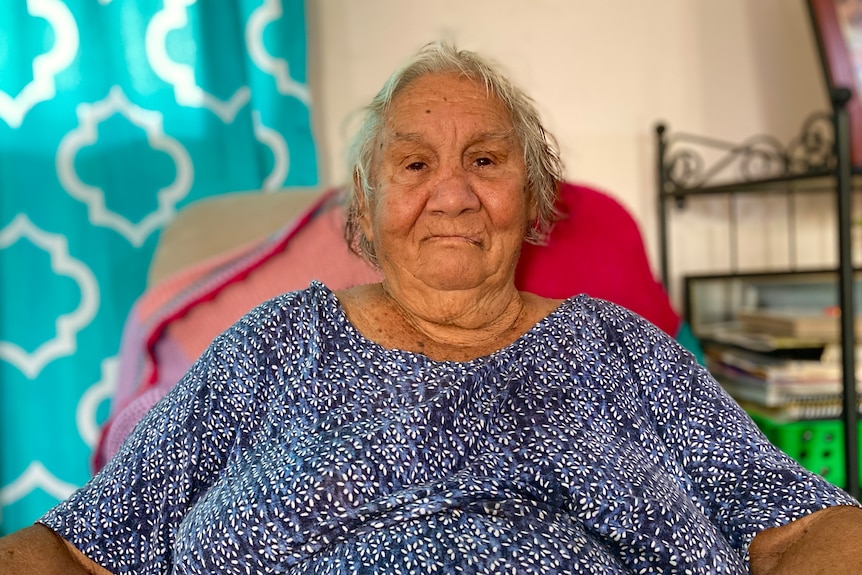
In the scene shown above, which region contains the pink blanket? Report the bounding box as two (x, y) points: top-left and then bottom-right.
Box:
(96, 189), (382, 468)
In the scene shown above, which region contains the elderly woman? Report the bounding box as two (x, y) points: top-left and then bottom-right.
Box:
(2, 42), (862, 575)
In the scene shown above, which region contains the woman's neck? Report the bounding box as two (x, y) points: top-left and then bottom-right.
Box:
(380, 279), (526, 346)
(336, 282), (561, 361)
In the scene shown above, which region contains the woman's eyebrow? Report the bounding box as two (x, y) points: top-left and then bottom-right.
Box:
(475, 130), (516, 141)
(389, 132), (424, 143)
(388, 130), (515, 145)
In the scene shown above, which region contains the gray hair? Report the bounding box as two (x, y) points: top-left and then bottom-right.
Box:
(344, 41), (564, 265)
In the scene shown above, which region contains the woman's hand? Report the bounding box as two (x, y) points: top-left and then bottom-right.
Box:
(0, 523), (112, 575)
(749, 505), (862, 574)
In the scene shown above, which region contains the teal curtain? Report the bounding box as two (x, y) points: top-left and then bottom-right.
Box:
(0, 0), (316, 535)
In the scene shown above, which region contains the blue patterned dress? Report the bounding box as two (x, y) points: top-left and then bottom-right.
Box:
(41, 281), (858, 574)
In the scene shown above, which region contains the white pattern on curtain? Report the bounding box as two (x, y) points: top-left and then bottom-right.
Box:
(0, 0), (316, 534)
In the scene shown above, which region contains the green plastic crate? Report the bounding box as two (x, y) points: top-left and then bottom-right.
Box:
(748, 413), (862, 489)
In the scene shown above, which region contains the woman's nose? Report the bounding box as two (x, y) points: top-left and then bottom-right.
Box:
(426, 166), (480, 216)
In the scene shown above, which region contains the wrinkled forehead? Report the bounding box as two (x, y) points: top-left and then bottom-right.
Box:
(388, 71), (507, 118)
(379, 73), (516, 148)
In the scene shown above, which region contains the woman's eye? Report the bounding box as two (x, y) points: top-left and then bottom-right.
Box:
(474, 156), (494, 167)
(406, 161), (426, 171)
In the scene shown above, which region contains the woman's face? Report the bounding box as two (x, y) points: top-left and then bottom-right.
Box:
(361, 72), (534, 294)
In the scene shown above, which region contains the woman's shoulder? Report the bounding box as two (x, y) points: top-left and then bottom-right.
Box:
(251, 279), (335, 311)
(556, 292), (659, 325)
(222, 280), (340, 340)
(530, 291), (629, 326)
(540, 292), (678, 352)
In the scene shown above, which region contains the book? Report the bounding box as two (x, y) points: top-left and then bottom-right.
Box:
(735, 397), (862, 422)
(736, 308), (862, 340)
(705, 345), (852, 385)
(703, 343), (862, 413)
(697, 321), (827, 356)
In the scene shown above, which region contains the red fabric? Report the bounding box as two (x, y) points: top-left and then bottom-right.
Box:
(515, 182), (680, 337)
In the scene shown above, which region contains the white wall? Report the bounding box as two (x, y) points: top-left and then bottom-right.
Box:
(306, 0), (835, 306)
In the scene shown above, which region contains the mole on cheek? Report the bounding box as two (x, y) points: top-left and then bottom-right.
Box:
(425, 109), (431, 114)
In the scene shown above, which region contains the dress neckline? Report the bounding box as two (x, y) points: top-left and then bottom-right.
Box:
(311, 280), (582, 367)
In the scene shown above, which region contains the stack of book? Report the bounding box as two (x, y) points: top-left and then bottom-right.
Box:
(700, 307), (862, 422)
(735, 308), (862, 341)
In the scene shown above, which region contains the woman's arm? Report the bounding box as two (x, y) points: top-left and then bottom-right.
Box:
(749, 505), (862, 574)
(0, 524), (112, 575)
